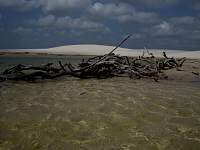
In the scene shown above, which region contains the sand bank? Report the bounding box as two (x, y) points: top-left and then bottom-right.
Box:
(1, 44), (200, 58)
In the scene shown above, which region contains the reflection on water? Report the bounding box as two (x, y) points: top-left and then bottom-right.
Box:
(0, 55), (87, 72)
(0, 56), (200, 150)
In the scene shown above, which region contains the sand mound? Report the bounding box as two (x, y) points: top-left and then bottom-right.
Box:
(2, 44), (200, 58)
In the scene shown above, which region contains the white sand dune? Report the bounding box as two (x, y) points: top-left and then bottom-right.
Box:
(3, 44), (200, 58)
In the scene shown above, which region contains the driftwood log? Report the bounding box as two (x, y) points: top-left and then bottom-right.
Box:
(0, 35), (186, 82)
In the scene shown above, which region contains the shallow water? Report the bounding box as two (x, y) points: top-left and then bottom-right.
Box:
(0, 55), (86, 72)
(0, 56), (200, 150)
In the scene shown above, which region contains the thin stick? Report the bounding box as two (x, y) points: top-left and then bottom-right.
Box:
(72, 34), (132, 72)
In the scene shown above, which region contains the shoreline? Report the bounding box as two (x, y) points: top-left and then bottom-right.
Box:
(0, 44), (200, 59)
(0, 51), (48, 56)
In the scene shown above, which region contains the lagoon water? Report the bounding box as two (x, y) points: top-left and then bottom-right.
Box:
(0, 55), (200, 150)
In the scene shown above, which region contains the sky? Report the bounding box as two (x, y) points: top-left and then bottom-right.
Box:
(0, 0), (200, 50)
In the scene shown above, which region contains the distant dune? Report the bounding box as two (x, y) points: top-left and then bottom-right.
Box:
(1, 44), (200, 58)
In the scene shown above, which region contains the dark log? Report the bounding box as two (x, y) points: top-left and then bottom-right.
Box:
(192, 72), (200, 76)
(2, 63), (62, 75)
(0, 36), (186, 82)
(70, 35), (132, 72)
(163, 52), (169, 59)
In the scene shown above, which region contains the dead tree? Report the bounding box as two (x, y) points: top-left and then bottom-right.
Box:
(0, 35), (186, 82)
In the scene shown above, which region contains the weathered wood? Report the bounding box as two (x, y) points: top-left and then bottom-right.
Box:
(0, 51), (186, 82)
(70, 35), (132, 72)
(0, 35), (186, 82)
(192, 72), (200, 76)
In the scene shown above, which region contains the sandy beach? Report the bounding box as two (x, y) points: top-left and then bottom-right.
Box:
(1, 44), (200, 58)
(0, 51), (200, 149)
(2, 0), (200, 149)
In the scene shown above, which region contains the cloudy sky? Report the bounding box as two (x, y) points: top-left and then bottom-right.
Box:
(0, 0), (200, 50)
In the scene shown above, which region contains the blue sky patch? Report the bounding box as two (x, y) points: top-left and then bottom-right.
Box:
(0, 0), (200, 50)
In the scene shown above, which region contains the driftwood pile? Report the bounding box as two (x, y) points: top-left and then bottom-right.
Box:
(0, 35), (186, 82)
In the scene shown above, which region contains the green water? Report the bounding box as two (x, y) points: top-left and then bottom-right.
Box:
(0, 55), (87, 72)
(0, 56), (200, 150)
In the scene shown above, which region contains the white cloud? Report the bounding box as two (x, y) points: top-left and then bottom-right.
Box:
(89, 2), (160, 24)
(168, 16), (200, 35)
(0, 0), (39, 11)
(37, 15), (56, 26)
(169, 16), (196, 25)
(116, 12), (159, 24)
(0, 0), (91, 12)
(122, 0), (179, 7)
(34, 15), (109, 32)
(40, 0), (91, 13)
(151, 16), (200, 37)
(12, 26), (33, 33)
(131, 33), (145, 39)
(138, 0), (178, 5)
(56, 16), (104, 30)
(152, 21), (174, 36)
(89, 3), (133, 17)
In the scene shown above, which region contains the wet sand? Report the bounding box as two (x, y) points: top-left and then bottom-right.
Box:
(0, 56), (200, 150)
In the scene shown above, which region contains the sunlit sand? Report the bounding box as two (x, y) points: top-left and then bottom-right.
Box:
(1, 44), (200, 58)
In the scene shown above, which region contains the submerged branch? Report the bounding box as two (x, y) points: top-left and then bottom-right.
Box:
(0, 35), (186, 82)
